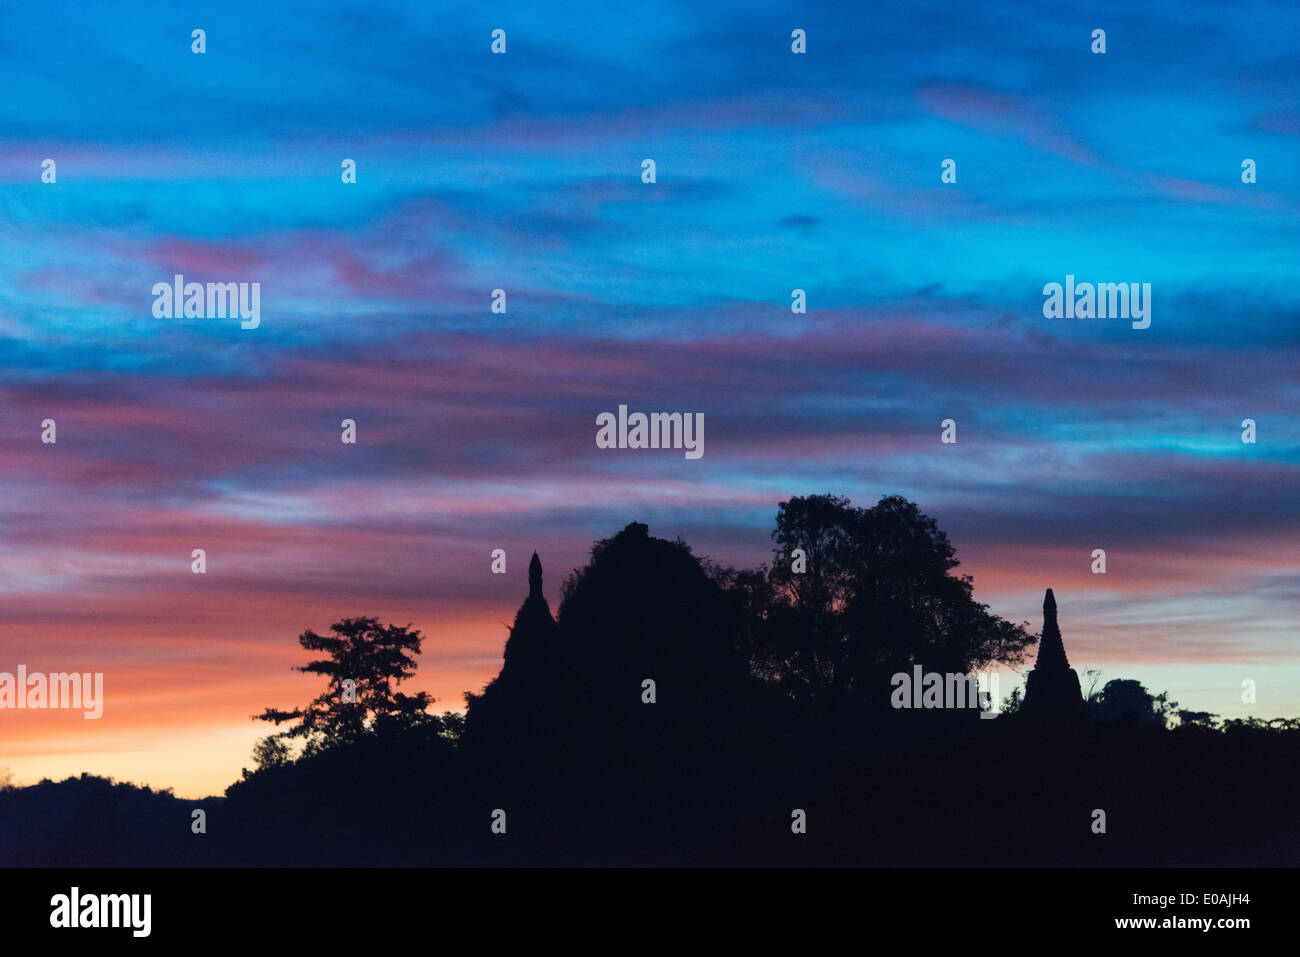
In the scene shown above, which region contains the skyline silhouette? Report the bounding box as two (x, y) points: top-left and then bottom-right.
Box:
(2, 493), (1292, 799)
(3, 498), (1296, 868)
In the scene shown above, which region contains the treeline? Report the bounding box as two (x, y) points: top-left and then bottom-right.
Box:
(2, 494), (1296, 866)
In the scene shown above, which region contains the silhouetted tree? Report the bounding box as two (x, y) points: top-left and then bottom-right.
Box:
(1222, 716), (1300, 733)
(763, 495), (854, 701)
(712, 565), (783, 682)
(770, 494), (858, 617)
(1175, 709), (1221, 729)
(244, 734), (292, 778)
(742, 494), (1034, 711)
(253, 616), (437, 757)
(1088, 678), (1177, 727)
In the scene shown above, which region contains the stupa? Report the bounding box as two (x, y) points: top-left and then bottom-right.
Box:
(1021, 588), (1085, 719)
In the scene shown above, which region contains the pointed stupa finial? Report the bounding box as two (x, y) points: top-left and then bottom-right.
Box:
(1034, 587), (1069, 671)
(528, 551), (542, 600)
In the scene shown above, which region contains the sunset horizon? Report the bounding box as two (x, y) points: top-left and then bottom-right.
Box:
(4, 496), (1296, 798)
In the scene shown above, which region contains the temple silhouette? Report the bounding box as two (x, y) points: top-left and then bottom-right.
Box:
(501, 552), (558, 677)
(1021, 587), (1085, 719)
(6, 515), (1300, 869)
(462, 522), (767, 808)
(461, 551), (559, 761)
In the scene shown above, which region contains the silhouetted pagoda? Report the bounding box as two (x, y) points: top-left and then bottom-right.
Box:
(1021, 588), (1085, 719)
(461, 551), (557, 755)
(499, 552), (558, 677)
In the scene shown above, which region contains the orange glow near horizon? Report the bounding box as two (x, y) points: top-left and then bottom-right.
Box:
(1, 613), (505, 797)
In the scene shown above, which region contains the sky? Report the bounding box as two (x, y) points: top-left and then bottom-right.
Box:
(1, 0), (1297, 797)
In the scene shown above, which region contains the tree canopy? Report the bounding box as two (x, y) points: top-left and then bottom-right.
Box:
(738, 493), (1035, 709)
(253, 616), (436, 759)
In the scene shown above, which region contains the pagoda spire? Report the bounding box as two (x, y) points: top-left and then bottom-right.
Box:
(1035, 588), (1070, 671)
(528, 551), (543, 600)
